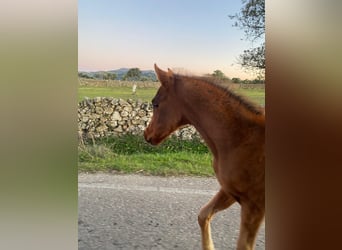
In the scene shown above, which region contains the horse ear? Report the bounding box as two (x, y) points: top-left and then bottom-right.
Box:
(154, 64), (174, 87)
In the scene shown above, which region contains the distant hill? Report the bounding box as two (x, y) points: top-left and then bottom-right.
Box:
(78, 68), (157, 81)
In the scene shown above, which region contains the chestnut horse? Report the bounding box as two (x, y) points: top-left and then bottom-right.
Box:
(144, 64), (265, 250)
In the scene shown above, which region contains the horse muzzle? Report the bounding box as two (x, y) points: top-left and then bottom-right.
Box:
(144, 128), (164, 146)
(144, 129), (156, 145)
(144, 130), (152, 144)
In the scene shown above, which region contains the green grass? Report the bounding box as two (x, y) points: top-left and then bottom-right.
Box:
(78, 85), (265, 105)
(78, 86), (157, 102)
(78, 84), (264, 176)
(78, 134), (213, 176)
(234, 88), (265, 106)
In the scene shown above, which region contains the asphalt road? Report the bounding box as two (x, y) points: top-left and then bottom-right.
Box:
(78, 173), (265, 250)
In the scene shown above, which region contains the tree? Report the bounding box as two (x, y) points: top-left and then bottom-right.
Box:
(123, 68), (142, 81)
(212, 70), (227, 79)
(109, 73), (117, 80)
(104, 73), (117, 80)
(232, 77), (241, 83)
(78, 72), (93, 79)
(229, 0), (265, 78)
(94, 73), (103, 79)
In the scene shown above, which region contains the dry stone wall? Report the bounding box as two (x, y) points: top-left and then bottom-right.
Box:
(78, 97), (200, 141)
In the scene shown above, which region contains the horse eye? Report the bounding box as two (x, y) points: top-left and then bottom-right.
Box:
(153, 103), (159, 108)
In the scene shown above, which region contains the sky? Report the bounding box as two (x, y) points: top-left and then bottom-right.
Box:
(78, 0), (262, 79)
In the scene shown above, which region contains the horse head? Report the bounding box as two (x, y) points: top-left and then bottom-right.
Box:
(144, 64), (188, 145)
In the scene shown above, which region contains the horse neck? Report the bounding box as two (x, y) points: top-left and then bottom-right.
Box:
(176, 79), (263, 157)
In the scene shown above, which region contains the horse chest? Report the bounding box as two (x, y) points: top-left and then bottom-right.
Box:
(215, 155), (262, 195)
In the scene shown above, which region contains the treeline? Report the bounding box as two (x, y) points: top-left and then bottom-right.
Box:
(231, 78), (265, 84)
(79, 68), (265, 84)
(210, 69), (265, 84)
(78, 72), (118, 80)
(78, 68), (157, 82)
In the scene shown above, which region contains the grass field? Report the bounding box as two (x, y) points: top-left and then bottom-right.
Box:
(235, 88), (265, 106)
(78, 83), (264, 176)
(78, 86), (158, 102)
(79, 135), (213, 176)
(78, 86), (265, 106)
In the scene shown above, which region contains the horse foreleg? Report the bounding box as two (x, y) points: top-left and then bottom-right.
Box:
(237, 202), (264, 250)
(198, 189), (235, 250)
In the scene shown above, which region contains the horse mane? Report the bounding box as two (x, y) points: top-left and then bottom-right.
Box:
(174, 74), (264, 116)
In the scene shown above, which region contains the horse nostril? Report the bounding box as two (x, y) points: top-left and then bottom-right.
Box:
(144, 129), (155, 144)
(146, 135), (153, 144)
(145, 137), (153, 144)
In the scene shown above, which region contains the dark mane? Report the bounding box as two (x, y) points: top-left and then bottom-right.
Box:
(175, 74), (263, 116)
